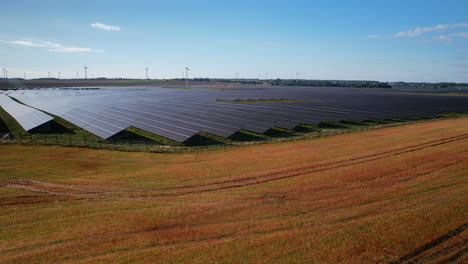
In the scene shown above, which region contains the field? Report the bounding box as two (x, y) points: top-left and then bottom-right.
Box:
(0, 117), (467, 263)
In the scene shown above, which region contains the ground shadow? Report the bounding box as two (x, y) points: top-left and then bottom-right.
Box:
(294, 124), (319, 133)
(318, 121), (349, 129)
(0, 116), (11, 134)
(340, 120), (368, 126)
(108, 129), (161, 145)
(229, 130), (265, 142)
(264, 127), (297, 138)
(29, 120), (75, 134)
(184, 134), (226, 147)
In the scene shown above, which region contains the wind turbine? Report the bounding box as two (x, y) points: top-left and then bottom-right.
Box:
(296, 72), (300, 82)
(84, 66), (88, 79)
(58, 72), (61, 80)
(48, 72), (51, 79)
(145, 67), (149, 80)
(24, 72), (26, 80)
(185, 67), (190, 86)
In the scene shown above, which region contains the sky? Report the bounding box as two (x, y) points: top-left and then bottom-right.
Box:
(1, 0), (468, 82)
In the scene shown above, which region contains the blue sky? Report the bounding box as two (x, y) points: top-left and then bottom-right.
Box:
(1, 0), (468, 82)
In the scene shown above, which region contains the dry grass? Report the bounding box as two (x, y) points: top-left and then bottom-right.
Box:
(0, 117), (467, 263)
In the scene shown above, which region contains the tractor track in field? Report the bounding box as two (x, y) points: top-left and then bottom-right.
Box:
(126, 133), (468, 197)
(391, 222), (468, 264)
(1, 133), (467, 199)
(0, 197), (86, 207)
(0, 179), (109, 202)
(154, 133), (468, 191)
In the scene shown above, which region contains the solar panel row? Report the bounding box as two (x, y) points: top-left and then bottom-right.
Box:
(6, 86), (468, 142)
(0, 94), (53, 131)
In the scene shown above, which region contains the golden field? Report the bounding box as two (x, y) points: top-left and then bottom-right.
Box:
(0, 117), (467, 263)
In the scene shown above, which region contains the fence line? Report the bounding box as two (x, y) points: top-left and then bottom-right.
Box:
(0, 133), (173, 152)
(0, 125), (380, 153)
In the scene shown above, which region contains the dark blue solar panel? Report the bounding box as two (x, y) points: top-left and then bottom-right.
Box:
(0, 94), (53, 131)
(6, 86), (468, 142)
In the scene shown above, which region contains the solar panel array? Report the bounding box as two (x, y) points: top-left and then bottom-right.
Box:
(0, 94), (53, 131)
(4, 86), (468, 142)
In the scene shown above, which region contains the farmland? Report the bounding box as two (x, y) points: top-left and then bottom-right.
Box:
(0, 116), (467, 263)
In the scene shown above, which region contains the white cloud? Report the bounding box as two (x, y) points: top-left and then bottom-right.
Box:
(49, 47), (102, 53)
(43, 41), (62, 48)
(0, 39), (102, 53)
(367, 35), (382, 39)
(394, 23), (468, 38)
(91, 22), (120, 31)
(433, 32), (468, 41)
(9, 40), (48, 47)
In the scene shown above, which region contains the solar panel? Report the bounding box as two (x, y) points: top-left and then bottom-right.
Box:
(0, 94), (53, 131)
(5, 86), (468, 143)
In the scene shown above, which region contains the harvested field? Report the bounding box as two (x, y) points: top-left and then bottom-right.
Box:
(0, 117), (467, 263)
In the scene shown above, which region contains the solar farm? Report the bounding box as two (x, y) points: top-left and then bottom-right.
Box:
(1, 86), (467, 146)
(4, 1), (468, 262)
(1, 111), (468, 263)
(1, 85), (468, 262)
